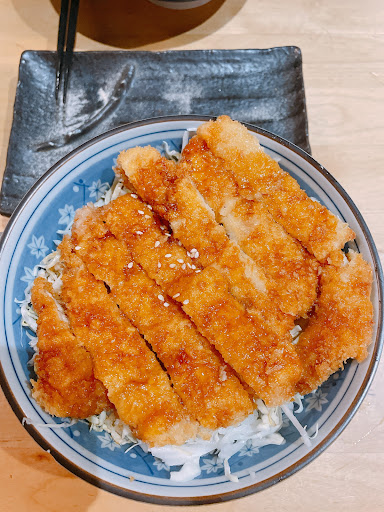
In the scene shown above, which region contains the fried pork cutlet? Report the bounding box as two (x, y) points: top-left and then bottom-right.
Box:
(181, 135), (319, 318)
(30, 277), (110, 418)
(58, 237), (198, 447)
(71, 205), (253, 430)
(103, 194), (302, 406)
(197, 116), (355, 263)
(296, 251), (373, 395)
(116, 146), (292, 334)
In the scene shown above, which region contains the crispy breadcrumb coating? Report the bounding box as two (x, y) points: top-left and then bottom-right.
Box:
(59, 237), (198, 447)
(296, 251), (373, 395)
(28, 114), (374, 449)
(181, 135), (319, 318)
(31, 277), (110, 418)
(71, 204), (253, 429)
(197, 115), (355, 262)
(103, 194), (302, 406)
(116, 145), (292, 334)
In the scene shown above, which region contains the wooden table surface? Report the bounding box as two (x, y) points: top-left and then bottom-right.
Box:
(1, 0), (383, 510)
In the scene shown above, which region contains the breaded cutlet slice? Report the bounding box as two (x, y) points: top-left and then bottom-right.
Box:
(181, 135), (320, 318)
(296, 251), (373, 395)
(116, 146), (292, 334)
(71, 204), (253, 430)
(31, 276), (110, 418)
(197, 116), (355, 263)
(59, 237), (198, 447)
(102, 194), (302, 406)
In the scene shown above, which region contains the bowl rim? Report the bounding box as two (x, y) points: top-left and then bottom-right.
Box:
(0, 114), (383, 506)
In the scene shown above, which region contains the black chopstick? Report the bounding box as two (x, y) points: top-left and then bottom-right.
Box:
(55, 0), (80, 104)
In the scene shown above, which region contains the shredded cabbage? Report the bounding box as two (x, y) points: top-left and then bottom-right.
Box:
(149, 405), (285, 482)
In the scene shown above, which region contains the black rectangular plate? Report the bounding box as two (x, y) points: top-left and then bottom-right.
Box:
(0, 47), (310, 216)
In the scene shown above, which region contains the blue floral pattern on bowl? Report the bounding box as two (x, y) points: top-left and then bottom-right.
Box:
(0, 118), (381, 505)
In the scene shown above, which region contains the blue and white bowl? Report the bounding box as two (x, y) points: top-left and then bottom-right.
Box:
(0, 116), (382, 505)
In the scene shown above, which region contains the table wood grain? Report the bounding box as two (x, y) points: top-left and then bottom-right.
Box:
(1, 0), (383, 510)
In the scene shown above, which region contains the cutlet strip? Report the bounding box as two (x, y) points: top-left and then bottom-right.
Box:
(58, 237), (198, 447)
(117, 146), (230, 268)
(180, 268), (302, 406)
(103, 194), (302, 406)
(71, 205), (253, 430)
(296, 251), (373, 395)
(197, 116), (355, 263)
(116, 146), (292, 333)
(30, 277), (110, 419)
(103, 193), (199, 296)
(181, 136), (319, 318)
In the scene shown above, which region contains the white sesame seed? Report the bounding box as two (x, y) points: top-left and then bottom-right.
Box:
(155, 241), (160, 248)
(169, 263), (176, 268)
(187, 251), (191, 257)
(131, 193), (138, 198)
(164, 302), (169, 307)
(158, 262), (161, 268)
(136, 231), (143, 235)
(183, 300), (190, 305)
(145, 215), (151, 219)
(138, 210), (144, 215)
(127, 262), (133, 269)
(165, 254), (172, 258)
(158, 294), (164, 301)
(165, 233), (171, 237)
(148, 205), (153, 210)
(187, 263), (192, 268)
(160, 225), (166, 230)
(177, 259), (184, 264)
(194, 252), (199, 258)
(191, 264), (196, 269)
(178, 241), (182, 246)
(195, 270), (201, 273)
(75, 245), (81, 250)
(191, 248), (197, 253)
(173, 293), (180, 298)
(182, 264), (186, 270)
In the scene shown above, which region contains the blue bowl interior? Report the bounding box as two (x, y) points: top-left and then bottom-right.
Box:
(1, 120), (381, 503)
